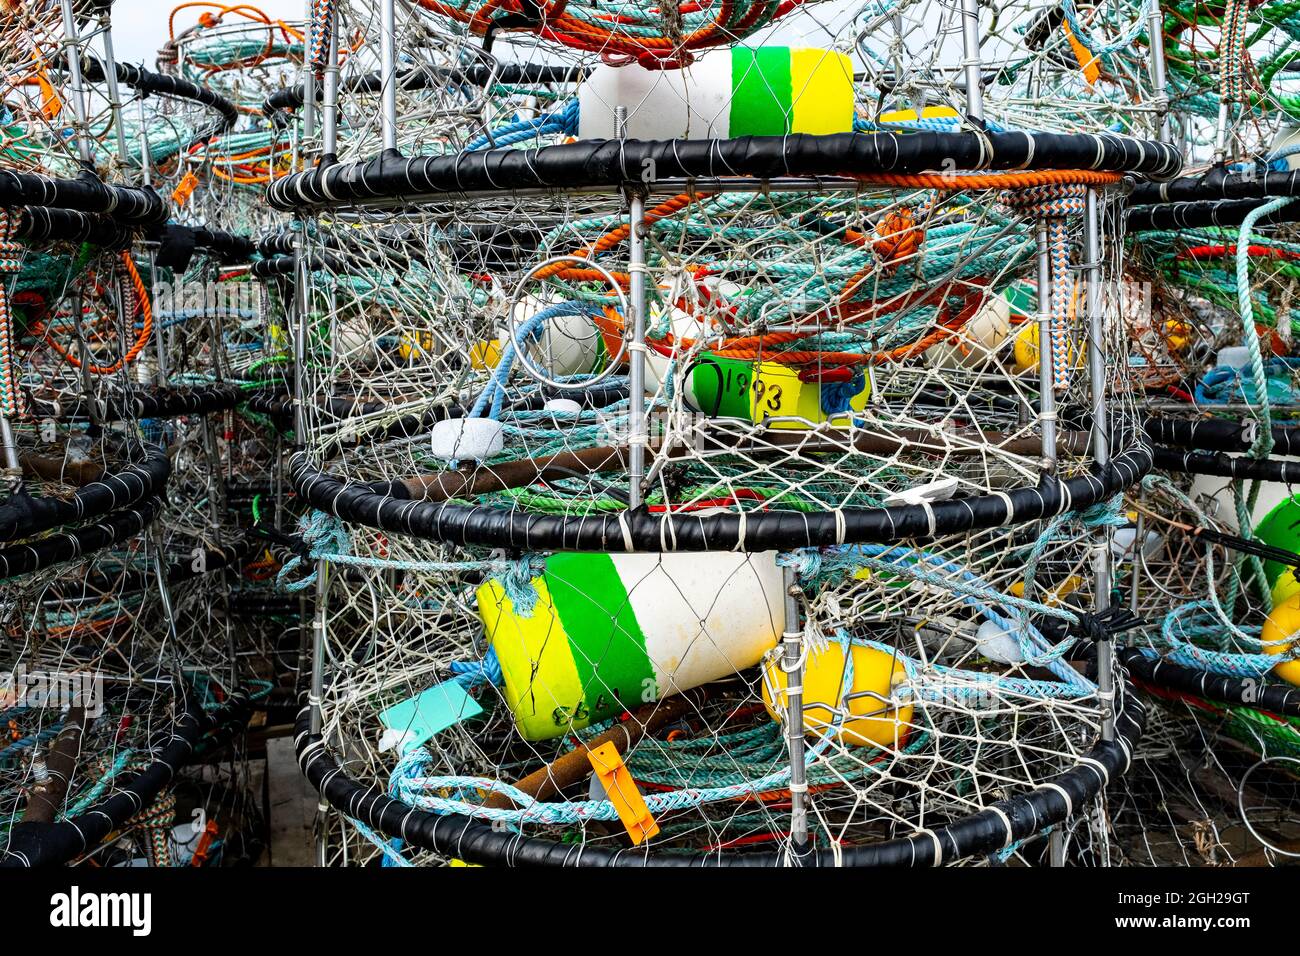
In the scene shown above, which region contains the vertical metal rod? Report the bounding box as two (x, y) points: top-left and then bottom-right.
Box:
(137, 97), (154, 188)
(303, 4), (334, 860)
(959, 0), (985, 122)
(292, 222), (310, 442)
(0, 418), (21, 478)
(1145, 1), (1170, 142)
(321, 13), (340, 160)
(208, 309), (226, 382)
(1039, 211), (1068, 867)
(99, 16), (131, 166)
(203, 420), (226, 528)
(198, 260), (224, 383)
(1084, 189), (1115, 741)
(1049, 830), (1065, 866)
(1214, 101), (1229, 164)
(153, 532), (180, 647)
(1129, 490), (1146, 615)
(302, 0), (318, 143)
(626, 190), (647, 509)
(1035, 222), (1057, 474)
(58, 0), (94, 166)
(68, 290), (98, 417)
(273, 432), (285, 532)
(380, 0), (399, 152)
(310, 558), (329, 869)
(309, 562), (329, 737)
(147, 247), (169, 385)
(782, 565), (811, 862)
(303, 71), (318, 145)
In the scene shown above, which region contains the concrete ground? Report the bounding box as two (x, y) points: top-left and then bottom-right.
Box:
(258, 735), (316, 867)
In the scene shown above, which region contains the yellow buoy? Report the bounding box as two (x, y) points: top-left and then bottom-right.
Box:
(1012, 321), (1087, 375)
(399, 331), (434, 362)
(469, 338), (502, 370)
(1261, 591), (1300, 686)
(761, 642), (913, 747)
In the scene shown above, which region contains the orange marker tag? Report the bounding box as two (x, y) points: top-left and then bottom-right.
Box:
(587, 741), (659, 845)
(1062, 19), (1101, 86)
(173, 172), (200, 207)
(36, 75), (62, 120)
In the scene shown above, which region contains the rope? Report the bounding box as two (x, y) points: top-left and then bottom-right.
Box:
(1002, 183), (1088, 391)
(0, 209), (24, 419)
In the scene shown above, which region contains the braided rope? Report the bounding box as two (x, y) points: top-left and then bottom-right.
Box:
(1002, 184), (1088, 391)
(1222, 0), (1253, 104)
(0, 209), (23, 419)
(308, 0), (336, 77)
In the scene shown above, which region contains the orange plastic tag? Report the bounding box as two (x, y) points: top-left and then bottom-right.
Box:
(36, 75), (62, 120)
(587, 741), (659, 845)
(173, 172), (200, 206)
(1062, 20), (1101, 86)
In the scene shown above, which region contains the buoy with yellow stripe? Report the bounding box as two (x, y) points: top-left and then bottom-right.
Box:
(477, 552), (785, 740)
(683, 353), (870, 428)
(761, 641), (913, 748)
(1259, 591), (1300, 686)
(577, 47), (855, 140)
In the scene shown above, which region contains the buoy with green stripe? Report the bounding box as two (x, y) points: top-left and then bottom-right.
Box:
(476, 551), (785, 740)
(1254, 493), (1300, 604)
(577, 46), (855, 141)
(682, 352), (870, 428)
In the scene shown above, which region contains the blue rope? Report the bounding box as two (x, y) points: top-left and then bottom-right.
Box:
(466, 100), (579, 151)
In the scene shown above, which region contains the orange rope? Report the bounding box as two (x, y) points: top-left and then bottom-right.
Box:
(42, 253), (153, 376)
(529, 192), (707, 285)
(852, 169), (1122, 190)
(597, 281), (989, 366)
(532, 173), (1110, 369)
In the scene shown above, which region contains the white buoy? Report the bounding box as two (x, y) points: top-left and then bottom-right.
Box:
(926, 294), (1012, 369)
(430, 418), (505, 461)
(477, 551), (785, 740)
(333, 315), (376, 363)
(577, 48), (855, 141)
(1215, 346), (1250, 370)
(1110, 527), (1162, 563)
(543, 398), (583, 415)
(511, 294), (603, 378)
(884, 477), (960, 507)
(974, 620), (1025, 664)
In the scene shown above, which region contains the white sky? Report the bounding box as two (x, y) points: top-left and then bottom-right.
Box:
(110, 0), (305, 66)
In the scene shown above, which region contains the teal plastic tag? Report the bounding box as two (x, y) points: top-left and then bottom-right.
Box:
(378, 681), (483, 754)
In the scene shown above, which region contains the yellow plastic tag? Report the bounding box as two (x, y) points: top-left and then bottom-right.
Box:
(587, 741), (659, 845)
